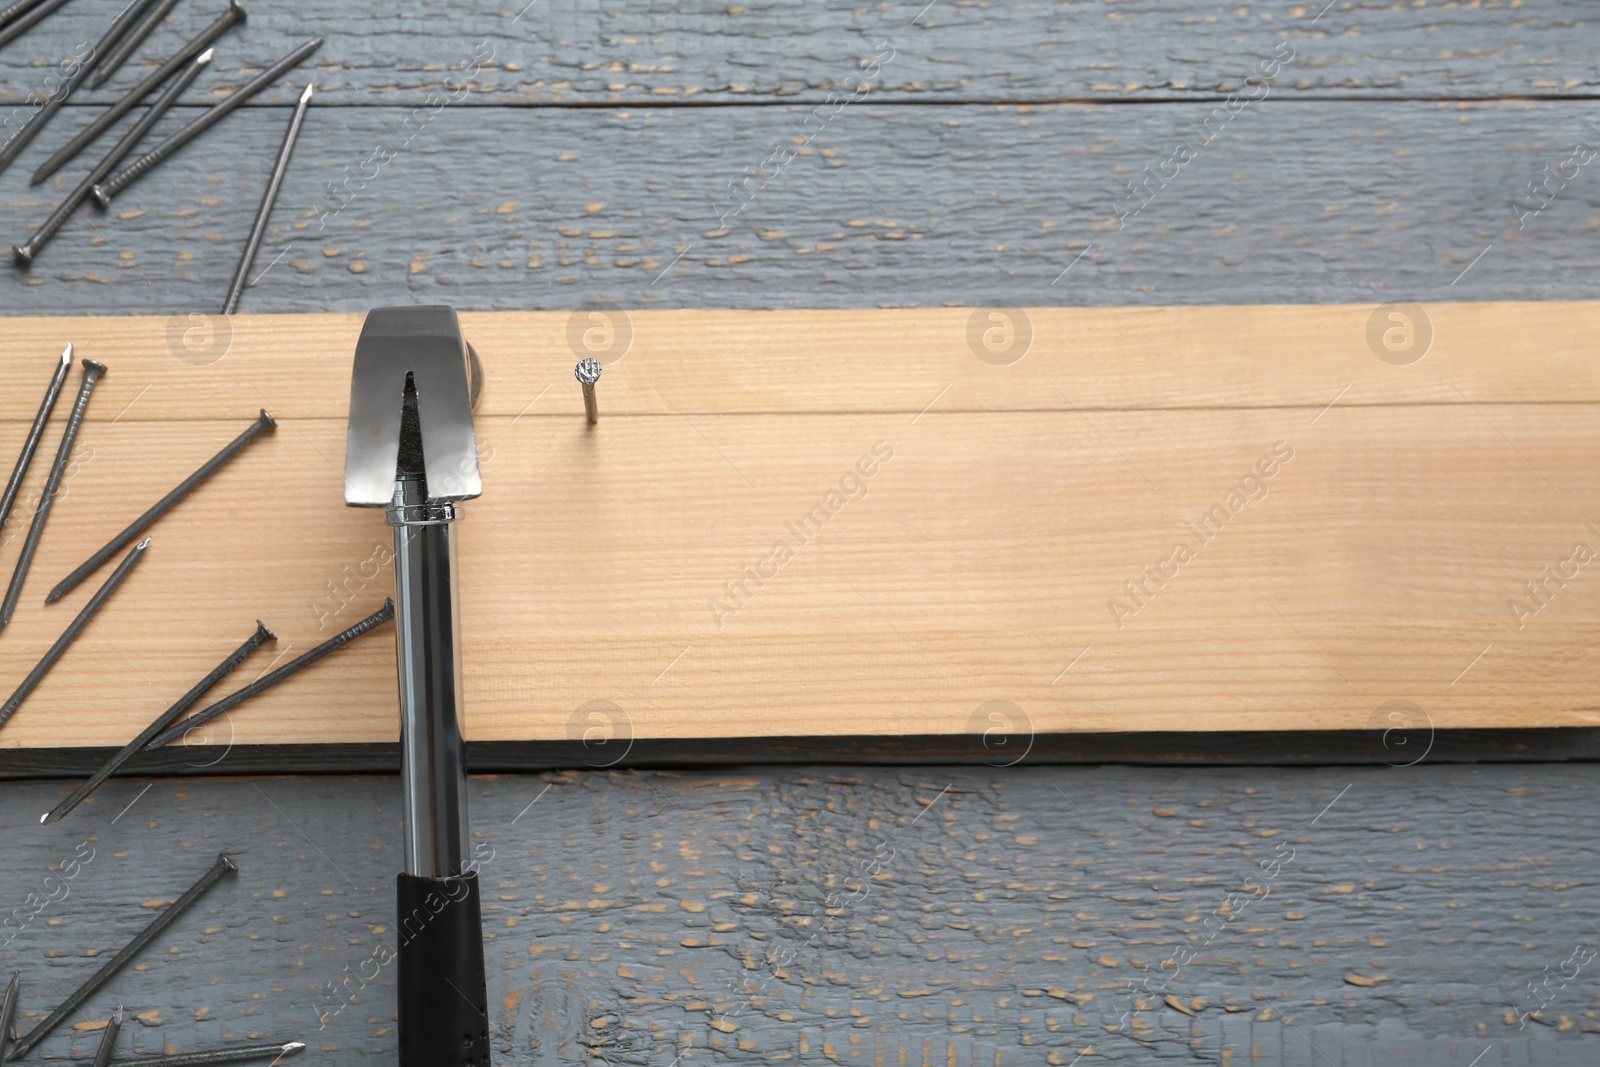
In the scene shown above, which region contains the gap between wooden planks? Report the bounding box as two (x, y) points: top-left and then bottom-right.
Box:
(0, 303), (1597, 749)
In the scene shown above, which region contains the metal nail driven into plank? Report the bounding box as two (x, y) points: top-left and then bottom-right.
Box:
(0, 359), (107, 634)
(116, 1041), (306, 1066)
(90, 0), (182, 88)
(92, 36), (323, 207)
(16, 49), (213, 267)
(222, 82), (312, 315)
(0, 345), (71, 533)
(575, 358), (602, 424)
(9, 854), (238, 1059)
(0, 539), (150, 735)
(42, 622), (274, 824)
(147, 599), (395, 751)
(30, 1), (248, 186)
(0, 0), (163, 176)
(48, 409), (275, 602)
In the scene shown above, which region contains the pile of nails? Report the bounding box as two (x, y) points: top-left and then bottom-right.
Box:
(0, 856), (307, 1065)
(2, 0), (317, 314)
(0, 347), (396, 1061)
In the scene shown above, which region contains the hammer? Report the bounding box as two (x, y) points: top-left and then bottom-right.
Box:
(344, 305), (490, 1066)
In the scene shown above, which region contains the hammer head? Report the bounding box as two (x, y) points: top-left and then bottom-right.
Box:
(344, 305), (482, 507)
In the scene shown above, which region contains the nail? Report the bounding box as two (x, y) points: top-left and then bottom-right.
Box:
(42, 621), (274, 824)
(222, 82), (313, 315)
(0, 0), (45, 30)
(90, 0), (181, 88)
(0, 359), (106, 633)
(575, 358), (602, 424)
(0, 0), (50, 33)
(49, 408), (273, 602)
(0, 345), (71, 535)
(16, 49), (212, 267)
(118, 1040), (306, 1066)
(92, 1006), (123, 1067)
(0, 0), (163, 178)
(148, 599), (394, 750)
(0, 0), (71, 50)
(93, 35), (322, 207)
(10, 853), (238, 1059)
(0, 971), (18, 1065)
(0, 539), (149, 736)
(30, 2), (248, 186)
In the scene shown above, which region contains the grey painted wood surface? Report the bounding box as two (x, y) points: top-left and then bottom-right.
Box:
(0, 1), (1597, 312)
(0, 766), (1595, 1065)
(0, 4), (1596, 1066)
(2, 0), (1599, 107)
(4, 98), (1599, 313)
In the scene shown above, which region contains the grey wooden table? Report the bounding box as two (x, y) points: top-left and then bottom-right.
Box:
(1, 1), (1597, 1064)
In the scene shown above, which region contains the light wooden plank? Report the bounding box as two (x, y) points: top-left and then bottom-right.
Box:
(6, 302), (1600, 421)
(0, 305), (1596, 748)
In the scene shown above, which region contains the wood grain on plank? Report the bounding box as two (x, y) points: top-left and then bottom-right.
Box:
(7, 302), (1600, 419)
(0, 0), (1596, 107)
(0, 305), (1595, 749)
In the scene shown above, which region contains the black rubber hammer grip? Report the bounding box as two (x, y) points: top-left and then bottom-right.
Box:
(397, 871), (491, 1065)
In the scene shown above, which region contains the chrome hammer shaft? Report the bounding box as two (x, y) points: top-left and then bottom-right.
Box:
(343, 305), (489, 1067)
(390, 473), (469, 877)
(344, 307), (481, 876)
